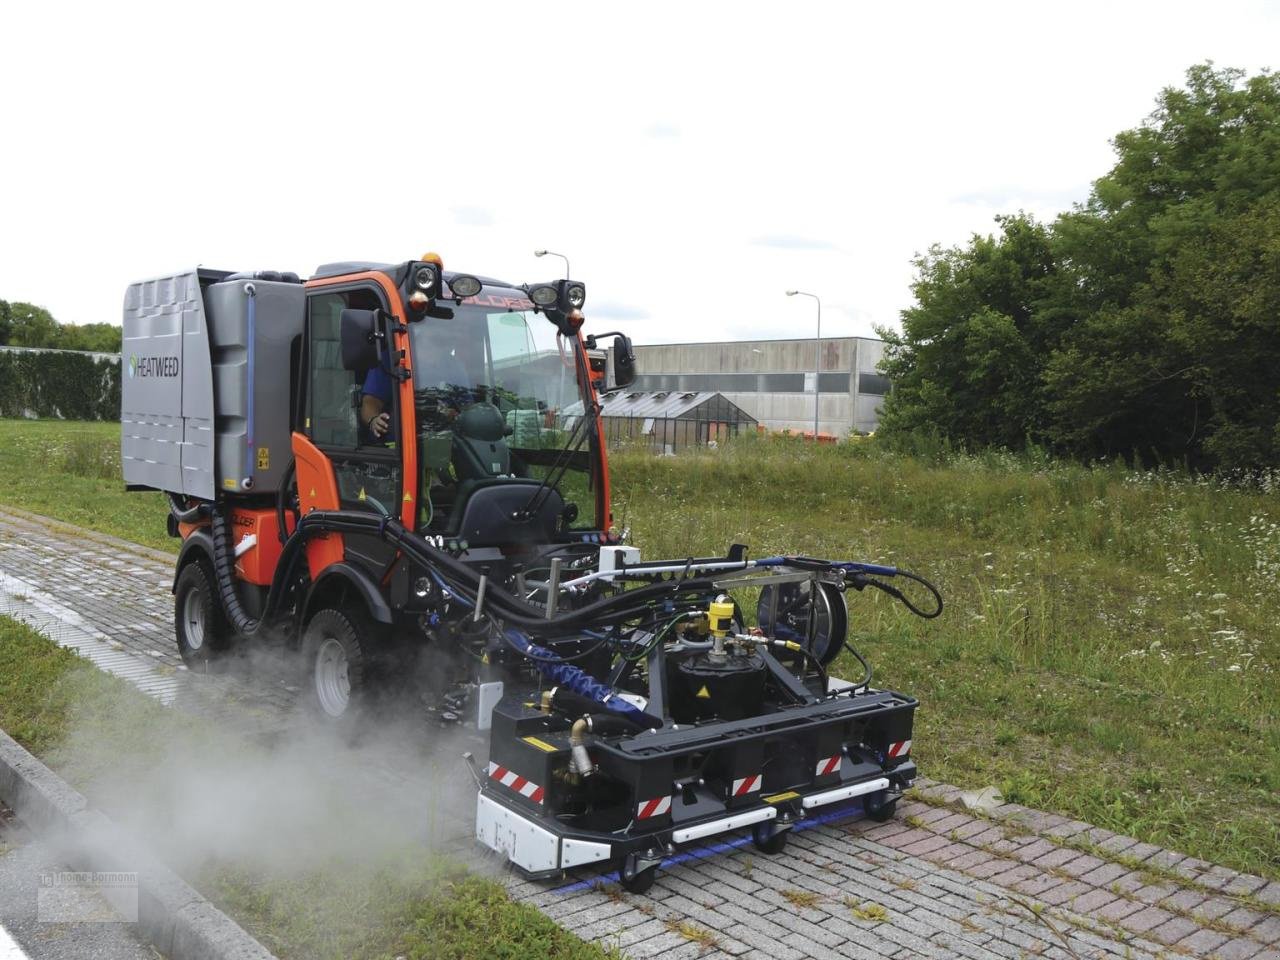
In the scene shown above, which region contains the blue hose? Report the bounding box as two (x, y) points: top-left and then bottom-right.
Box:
(503, 628), (657, 725)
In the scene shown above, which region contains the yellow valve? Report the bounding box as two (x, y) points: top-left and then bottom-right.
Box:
(708, 598), (735, 638)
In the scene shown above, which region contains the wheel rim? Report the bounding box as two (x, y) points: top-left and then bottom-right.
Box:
(314, 637), (350, 717)
(182, 587), (206, 651)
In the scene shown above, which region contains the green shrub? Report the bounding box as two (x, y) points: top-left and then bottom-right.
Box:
(0, 350), (120, 420)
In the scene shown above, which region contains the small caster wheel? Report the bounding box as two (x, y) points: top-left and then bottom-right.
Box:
(618, 864), (657, 894)
(752, 822), (788, 854)
(864, 790), (898, 822)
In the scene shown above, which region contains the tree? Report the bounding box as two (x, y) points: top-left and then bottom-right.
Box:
(880, 64), (1280, 469)
(8, 303), (58, 348)
(878, 213), (1067, 450)
(0, 300), (11, 345)
(1046, 64), (1280, 467)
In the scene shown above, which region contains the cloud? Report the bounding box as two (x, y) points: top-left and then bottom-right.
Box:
(644, 122), (681, 139)
(450, 205), (496, 227)
(589, 300), (650, 321)
(750, 234), (839, 251)
(950, 184), (1091, 212)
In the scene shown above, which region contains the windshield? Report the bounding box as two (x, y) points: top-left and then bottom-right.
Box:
(408, 297), (598, 535)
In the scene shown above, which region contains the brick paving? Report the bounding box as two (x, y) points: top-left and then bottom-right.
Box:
(2, 504), (1279, 959)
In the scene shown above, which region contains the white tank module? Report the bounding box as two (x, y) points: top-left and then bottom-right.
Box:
(121, 269), (305, 499)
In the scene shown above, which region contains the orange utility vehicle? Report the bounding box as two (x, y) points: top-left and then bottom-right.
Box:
(121, 254), (939, 891)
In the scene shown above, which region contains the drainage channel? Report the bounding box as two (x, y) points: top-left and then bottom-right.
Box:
(0, 572), (182, 706)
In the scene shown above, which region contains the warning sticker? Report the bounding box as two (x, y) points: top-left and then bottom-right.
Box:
(256, 447), (270, 470)
(696, 685), (711, 699)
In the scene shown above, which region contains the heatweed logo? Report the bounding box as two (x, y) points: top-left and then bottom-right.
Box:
(128, 354), (179, 378)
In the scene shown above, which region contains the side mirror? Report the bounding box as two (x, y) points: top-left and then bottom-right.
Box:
(610, 334), (636, 389)
(340, 309), (381, 371)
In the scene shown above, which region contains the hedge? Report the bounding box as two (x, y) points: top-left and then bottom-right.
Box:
(0, 350), (120, 420)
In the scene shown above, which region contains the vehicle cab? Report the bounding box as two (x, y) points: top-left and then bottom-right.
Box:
(295, 256), (635, 570)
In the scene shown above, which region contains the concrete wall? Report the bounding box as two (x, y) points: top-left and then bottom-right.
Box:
(631, 336), (887, 436)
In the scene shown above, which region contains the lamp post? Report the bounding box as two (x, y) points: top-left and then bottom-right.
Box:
(786, 290), (822, 440)
(534, 249), (570, 279)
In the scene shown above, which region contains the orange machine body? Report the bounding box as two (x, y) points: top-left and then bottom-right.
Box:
(227, 508), (292, 585)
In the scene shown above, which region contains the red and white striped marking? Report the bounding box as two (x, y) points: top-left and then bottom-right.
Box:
(886, 739), (912, 759)
(487, 761), (545, 804)
(636, 795), (672, 819)
(731, 774), (762, 796)
(815, 753), (842, 776)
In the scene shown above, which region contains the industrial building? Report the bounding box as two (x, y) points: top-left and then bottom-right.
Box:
(630, 336), (889, 437)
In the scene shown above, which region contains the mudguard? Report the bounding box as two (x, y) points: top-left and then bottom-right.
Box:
(303, 561), (394, 625)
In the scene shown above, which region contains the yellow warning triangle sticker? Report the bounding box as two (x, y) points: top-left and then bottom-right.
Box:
(309, 488), (316, 498)
(358, 488), (367, 501)
(403, 492), (413, 501)
(696, 685), (711, 699)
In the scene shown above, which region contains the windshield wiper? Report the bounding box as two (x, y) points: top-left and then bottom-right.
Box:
(516, 403), (596, 522)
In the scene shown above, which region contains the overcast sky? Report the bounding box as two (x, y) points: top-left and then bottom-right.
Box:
(1, 1), (1276, 345)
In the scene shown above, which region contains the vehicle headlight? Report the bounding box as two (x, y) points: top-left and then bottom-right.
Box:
(415, 266), (439, 290)
(450, 274), (482, 298)
(528, 284), (559, 308)
(565, 282), (586, 309)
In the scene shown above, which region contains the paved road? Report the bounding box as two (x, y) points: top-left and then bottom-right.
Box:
(2, 505), (1278, 960)
(0, 803), (159, 960)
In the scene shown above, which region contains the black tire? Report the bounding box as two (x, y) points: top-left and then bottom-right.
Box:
(753, 822), (788, 854)
(174, 561), (234, 670)
(864, 791), (898, 823)
(301, 607), (373, 722)
(617, 863), (657, 894)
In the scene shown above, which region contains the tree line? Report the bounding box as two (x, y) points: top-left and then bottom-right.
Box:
(878, 64), (1280, 471)
(0, 299), (121, 353)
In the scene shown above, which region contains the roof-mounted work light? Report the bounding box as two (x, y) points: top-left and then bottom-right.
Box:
(523, 279), (587, 314)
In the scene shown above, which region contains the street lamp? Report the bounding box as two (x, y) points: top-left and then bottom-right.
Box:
(786, 290), (822, 440)
(534, 249), (570, 279)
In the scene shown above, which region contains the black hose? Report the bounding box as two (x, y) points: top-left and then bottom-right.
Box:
(168, 493), (210, 525)
(862, 570), (944, 619)
(275, 458), (297, 545)
(301, 510), (717, 633)
(210, 504), (310, 637)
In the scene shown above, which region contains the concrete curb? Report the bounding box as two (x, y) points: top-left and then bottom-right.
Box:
(0, 726), (276, 960)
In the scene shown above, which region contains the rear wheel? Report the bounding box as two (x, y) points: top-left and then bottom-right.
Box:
(174, 561), (233, 669)
(301, 608), (373, 721)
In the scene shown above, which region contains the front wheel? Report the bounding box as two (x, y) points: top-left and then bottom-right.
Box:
(174, 561), (234, 670)
(301, 608), (373, 721)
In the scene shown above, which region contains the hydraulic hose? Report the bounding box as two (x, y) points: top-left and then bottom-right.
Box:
(275, 458), (297, 545)
(210, 503), (310, 637)
(504, 628), (662, 728)
(301, 510), (717, 634)
(168, 493), (210, 525)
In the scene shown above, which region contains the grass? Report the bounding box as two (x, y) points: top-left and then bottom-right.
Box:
(0, 419), (1277, 880)
(0, 613), (614, 960)
(0, 419), (173, 552)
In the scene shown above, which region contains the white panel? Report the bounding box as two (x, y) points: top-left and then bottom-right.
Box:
(475, 793), (559, 873)
(476, 681), (504, 731)
(801, 777), (890, 810)
(561, 837), (613, 868)
(672, 806), (775, 844)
